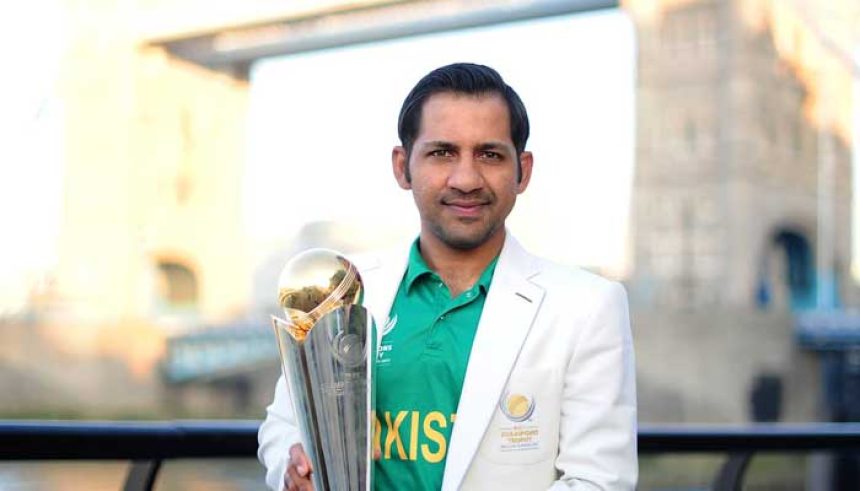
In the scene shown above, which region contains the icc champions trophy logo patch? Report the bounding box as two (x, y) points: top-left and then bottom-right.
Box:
(499, 392), (536, 422)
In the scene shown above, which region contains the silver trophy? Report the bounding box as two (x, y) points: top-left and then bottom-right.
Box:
(272, 249), (374, 490)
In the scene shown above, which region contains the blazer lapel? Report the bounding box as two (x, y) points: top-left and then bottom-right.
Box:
(442, 234), (545, 491)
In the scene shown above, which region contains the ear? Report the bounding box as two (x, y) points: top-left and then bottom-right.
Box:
(516, 151), (533, 194)
(392, 146), (411, 190)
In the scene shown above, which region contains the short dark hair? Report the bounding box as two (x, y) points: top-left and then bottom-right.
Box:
(397, 63), (530, 181)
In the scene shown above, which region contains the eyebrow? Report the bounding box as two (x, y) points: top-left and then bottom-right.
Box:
(420, 141), (510, 151)
(422, 141), (458, 149)
(476, 142), (510, 152)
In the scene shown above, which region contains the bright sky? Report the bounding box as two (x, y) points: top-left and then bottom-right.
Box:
(0, 1), (65, 314)
(244, 10), (637, 275)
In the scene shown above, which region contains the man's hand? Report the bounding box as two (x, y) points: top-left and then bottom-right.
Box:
(284, 442), (379, 490)
(285, 443), (314, 491)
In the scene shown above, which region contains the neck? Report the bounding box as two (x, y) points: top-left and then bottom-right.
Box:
(418, 228), (505, 297)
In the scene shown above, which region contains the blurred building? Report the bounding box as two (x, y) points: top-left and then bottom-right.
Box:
(627, 0), (854, 311)
(2, 0), (283, 418)
(624, 0), (858, 424)
(50, 0), (258, 328)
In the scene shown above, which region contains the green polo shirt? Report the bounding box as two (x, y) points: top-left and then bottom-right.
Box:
(374, 240), (498, 490)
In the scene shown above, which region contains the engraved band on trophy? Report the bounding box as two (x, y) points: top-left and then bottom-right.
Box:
(271, 249), (375, 490)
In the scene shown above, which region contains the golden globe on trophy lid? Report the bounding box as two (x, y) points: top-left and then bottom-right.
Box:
(277, 249), (363, 340)
(271, 248), (373, 491)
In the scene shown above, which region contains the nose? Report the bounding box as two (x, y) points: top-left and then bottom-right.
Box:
(447, 156), (483, 193)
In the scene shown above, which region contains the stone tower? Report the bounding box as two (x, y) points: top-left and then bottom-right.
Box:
(50, 0), (256, 326)
(627, 0), (854, 311)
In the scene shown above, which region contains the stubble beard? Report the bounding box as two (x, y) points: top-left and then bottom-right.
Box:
(429, 217), (502, 251)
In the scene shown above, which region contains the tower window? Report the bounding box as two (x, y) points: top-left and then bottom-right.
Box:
(156, 261), (198, 308)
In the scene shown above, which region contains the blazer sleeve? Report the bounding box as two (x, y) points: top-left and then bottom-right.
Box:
(550, 281), (638, 490)
(258, 375), (302, 491)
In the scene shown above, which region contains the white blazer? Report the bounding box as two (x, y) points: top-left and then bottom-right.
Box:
(258, 234), (638, 490)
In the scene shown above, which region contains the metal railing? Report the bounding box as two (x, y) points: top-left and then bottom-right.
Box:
(1, 421), (859, 490)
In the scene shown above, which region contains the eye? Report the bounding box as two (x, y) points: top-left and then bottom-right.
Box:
(429, 149), (454, 158)
(479, 150), (503, 161)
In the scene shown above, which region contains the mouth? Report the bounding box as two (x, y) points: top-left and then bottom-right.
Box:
(443, 200), (489, 217)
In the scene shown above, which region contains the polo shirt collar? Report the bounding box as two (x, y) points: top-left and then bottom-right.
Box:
(404, 239), (433, 292)
(403, 239), (499, 294)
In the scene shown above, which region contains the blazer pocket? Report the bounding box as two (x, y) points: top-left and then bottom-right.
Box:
(478, 368), (561, 465)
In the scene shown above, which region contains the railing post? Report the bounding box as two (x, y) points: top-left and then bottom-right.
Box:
(123, 460), (162, 491)
(712, 452), (753, 491)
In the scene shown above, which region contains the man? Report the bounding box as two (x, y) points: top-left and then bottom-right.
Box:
(258, 63), (637, 490)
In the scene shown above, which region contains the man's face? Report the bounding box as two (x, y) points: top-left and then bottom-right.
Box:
(392, 92), (533, 251)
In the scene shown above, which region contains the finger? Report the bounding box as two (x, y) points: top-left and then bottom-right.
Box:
(289, 444), (312, 475)
(287, 464), (304, 488)
(287, 464), (314, 491)
(299, 454), (313, 474)
(300, 454), (310, 475)
(373, 447), (381, 460)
